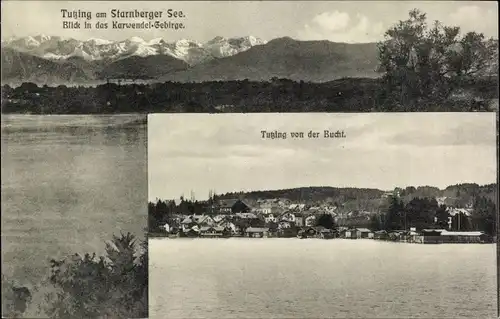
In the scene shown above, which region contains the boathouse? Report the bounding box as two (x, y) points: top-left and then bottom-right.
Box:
(199, 226), (225, 237)
(298, 227), (317, 238)
(374, 230), (388, 240)
(245, 227), (269, 238)
(355, 228), (374, 239)
(420, 229), (491, 244)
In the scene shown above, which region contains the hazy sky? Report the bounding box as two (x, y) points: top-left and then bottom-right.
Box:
(1, 1), (498, 43)
(148, 113), (497, 202)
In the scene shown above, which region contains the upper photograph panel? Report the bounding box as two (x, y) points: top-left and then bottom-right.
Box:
(1, 1), (498, 113)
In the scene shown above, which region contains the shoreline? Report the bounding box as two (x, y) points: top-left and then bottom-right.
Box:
(148, 235), (495, 244)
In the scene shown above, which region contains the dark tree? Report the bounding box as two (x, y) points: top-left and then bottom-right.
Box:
(472, 196), (496, 236)
(435, 204), (450, 229)
(384, 196), (405, 231)
(316, 213), (336, 229)
(405, 197), (439, 230)
(369, 214), (383, 231)
(378, 9), (497, 110)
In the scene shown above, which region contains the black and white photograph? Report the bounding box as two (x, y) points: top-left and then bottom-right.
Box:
(1, 1), (499, 318)
(148, 113), (497, 318)
(1, 115), (148, 318)
(1, 1), (498, 113)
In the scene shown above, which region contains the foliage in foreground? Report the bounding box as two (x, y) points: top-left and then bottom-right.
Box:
(377, 9), (498, 111)
(2, 233), (148, 319)
(42, 232), (148, 319)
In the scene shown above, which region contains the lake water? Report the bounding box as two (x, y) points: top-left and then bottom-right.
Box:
(1, 114), (147, 289)
(150, 238), (497, 319)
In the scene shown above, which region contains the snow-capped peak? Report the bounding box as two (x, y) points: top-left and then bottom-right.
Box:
(203, 35), (266, 58)
(126, 36), (146, 43)
(33, 34), (51, 43)
(86, 38), (113, 45)
(174, 39), (201, 47)
(206, 36), (226, 44)
(148, 38), (165, 45)
(2, 34), (267, 64)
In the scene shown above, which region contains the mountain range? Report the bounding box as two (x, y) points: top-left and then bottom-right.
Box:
(1, 35), (382, 85)
(1, 35), (267, 65)
(3, 35), (497, 85)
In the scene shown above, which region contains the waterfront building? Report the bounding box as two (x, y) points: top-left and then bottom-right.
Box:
(245, 227), (269, 238)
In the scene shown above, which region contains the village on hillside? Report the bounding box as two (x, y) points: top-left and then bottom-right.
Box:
(148, 189), (496, 244)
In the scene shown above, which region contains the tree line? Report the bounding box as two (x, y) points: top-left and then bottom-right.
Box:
(371, 196), (496, 235)
(2, 74), (496, 114)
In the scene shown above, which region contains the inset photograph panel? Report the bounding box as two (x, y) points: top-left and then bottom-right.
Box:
(148, 113), (497, 319)
(1, 1), (498, 113)
(1, 114), (148, 318)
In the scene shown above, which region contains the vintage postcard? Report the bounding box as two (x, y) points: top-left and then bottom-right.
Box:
(148, 113), (498, 319)
(1, 1), (498, 319)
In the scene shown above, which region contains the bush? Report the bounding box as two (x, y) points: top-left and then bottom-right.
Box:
(42, 232), (148, 319)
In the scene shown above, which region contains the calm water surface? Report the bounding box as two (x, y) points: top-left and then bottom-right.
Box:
(150, 238), (496, 319)
(1, 114), (147, 286)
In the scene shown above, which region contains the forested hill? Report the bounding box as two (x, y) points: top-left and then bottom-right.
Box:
(216, 187), (384, 203)
(215, 183), (497, 207)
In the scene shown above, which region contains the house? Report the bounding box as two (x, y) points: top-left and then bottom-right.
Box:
(304, 215), (317, 227)
(255, 200), (285, 215)
(199, 226), (226, 237)
(160, 222), (170, 233)
(317, 228), (335, 239)
(374, 230), (388, 240)
(218, 221), (237, 234)
(345, 228), (374, 239)
(280, 212), (296, 223)
(279, 220), (292, 229)
(216, 199), (251, 214)
(181, 215), (194, 225)
(263, 213), (278, 224)
(387, 230), (405, 241)
(245, 227), (269, 238)
(232, 199), (252, 214)
(192, 215), (216, 227)
(421, 229), (445, 236)
(295, 216), (304, 227)
(298, 227), (317, 238)
(181, 224), (200, 237)
(212, 215), (227, 224)
(218, 199), (239, 214)
(277, 199), (291, 207)
(255, 207), (272, 215)
(235, 212), (258, 220)
(343, 229), (357, 239)
(405, 228), (422, 243)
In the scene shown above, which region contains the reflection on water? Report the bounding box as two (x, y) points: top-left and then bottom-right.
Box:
(150, 238), (497, 319)
(1, 114), (147, 286)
